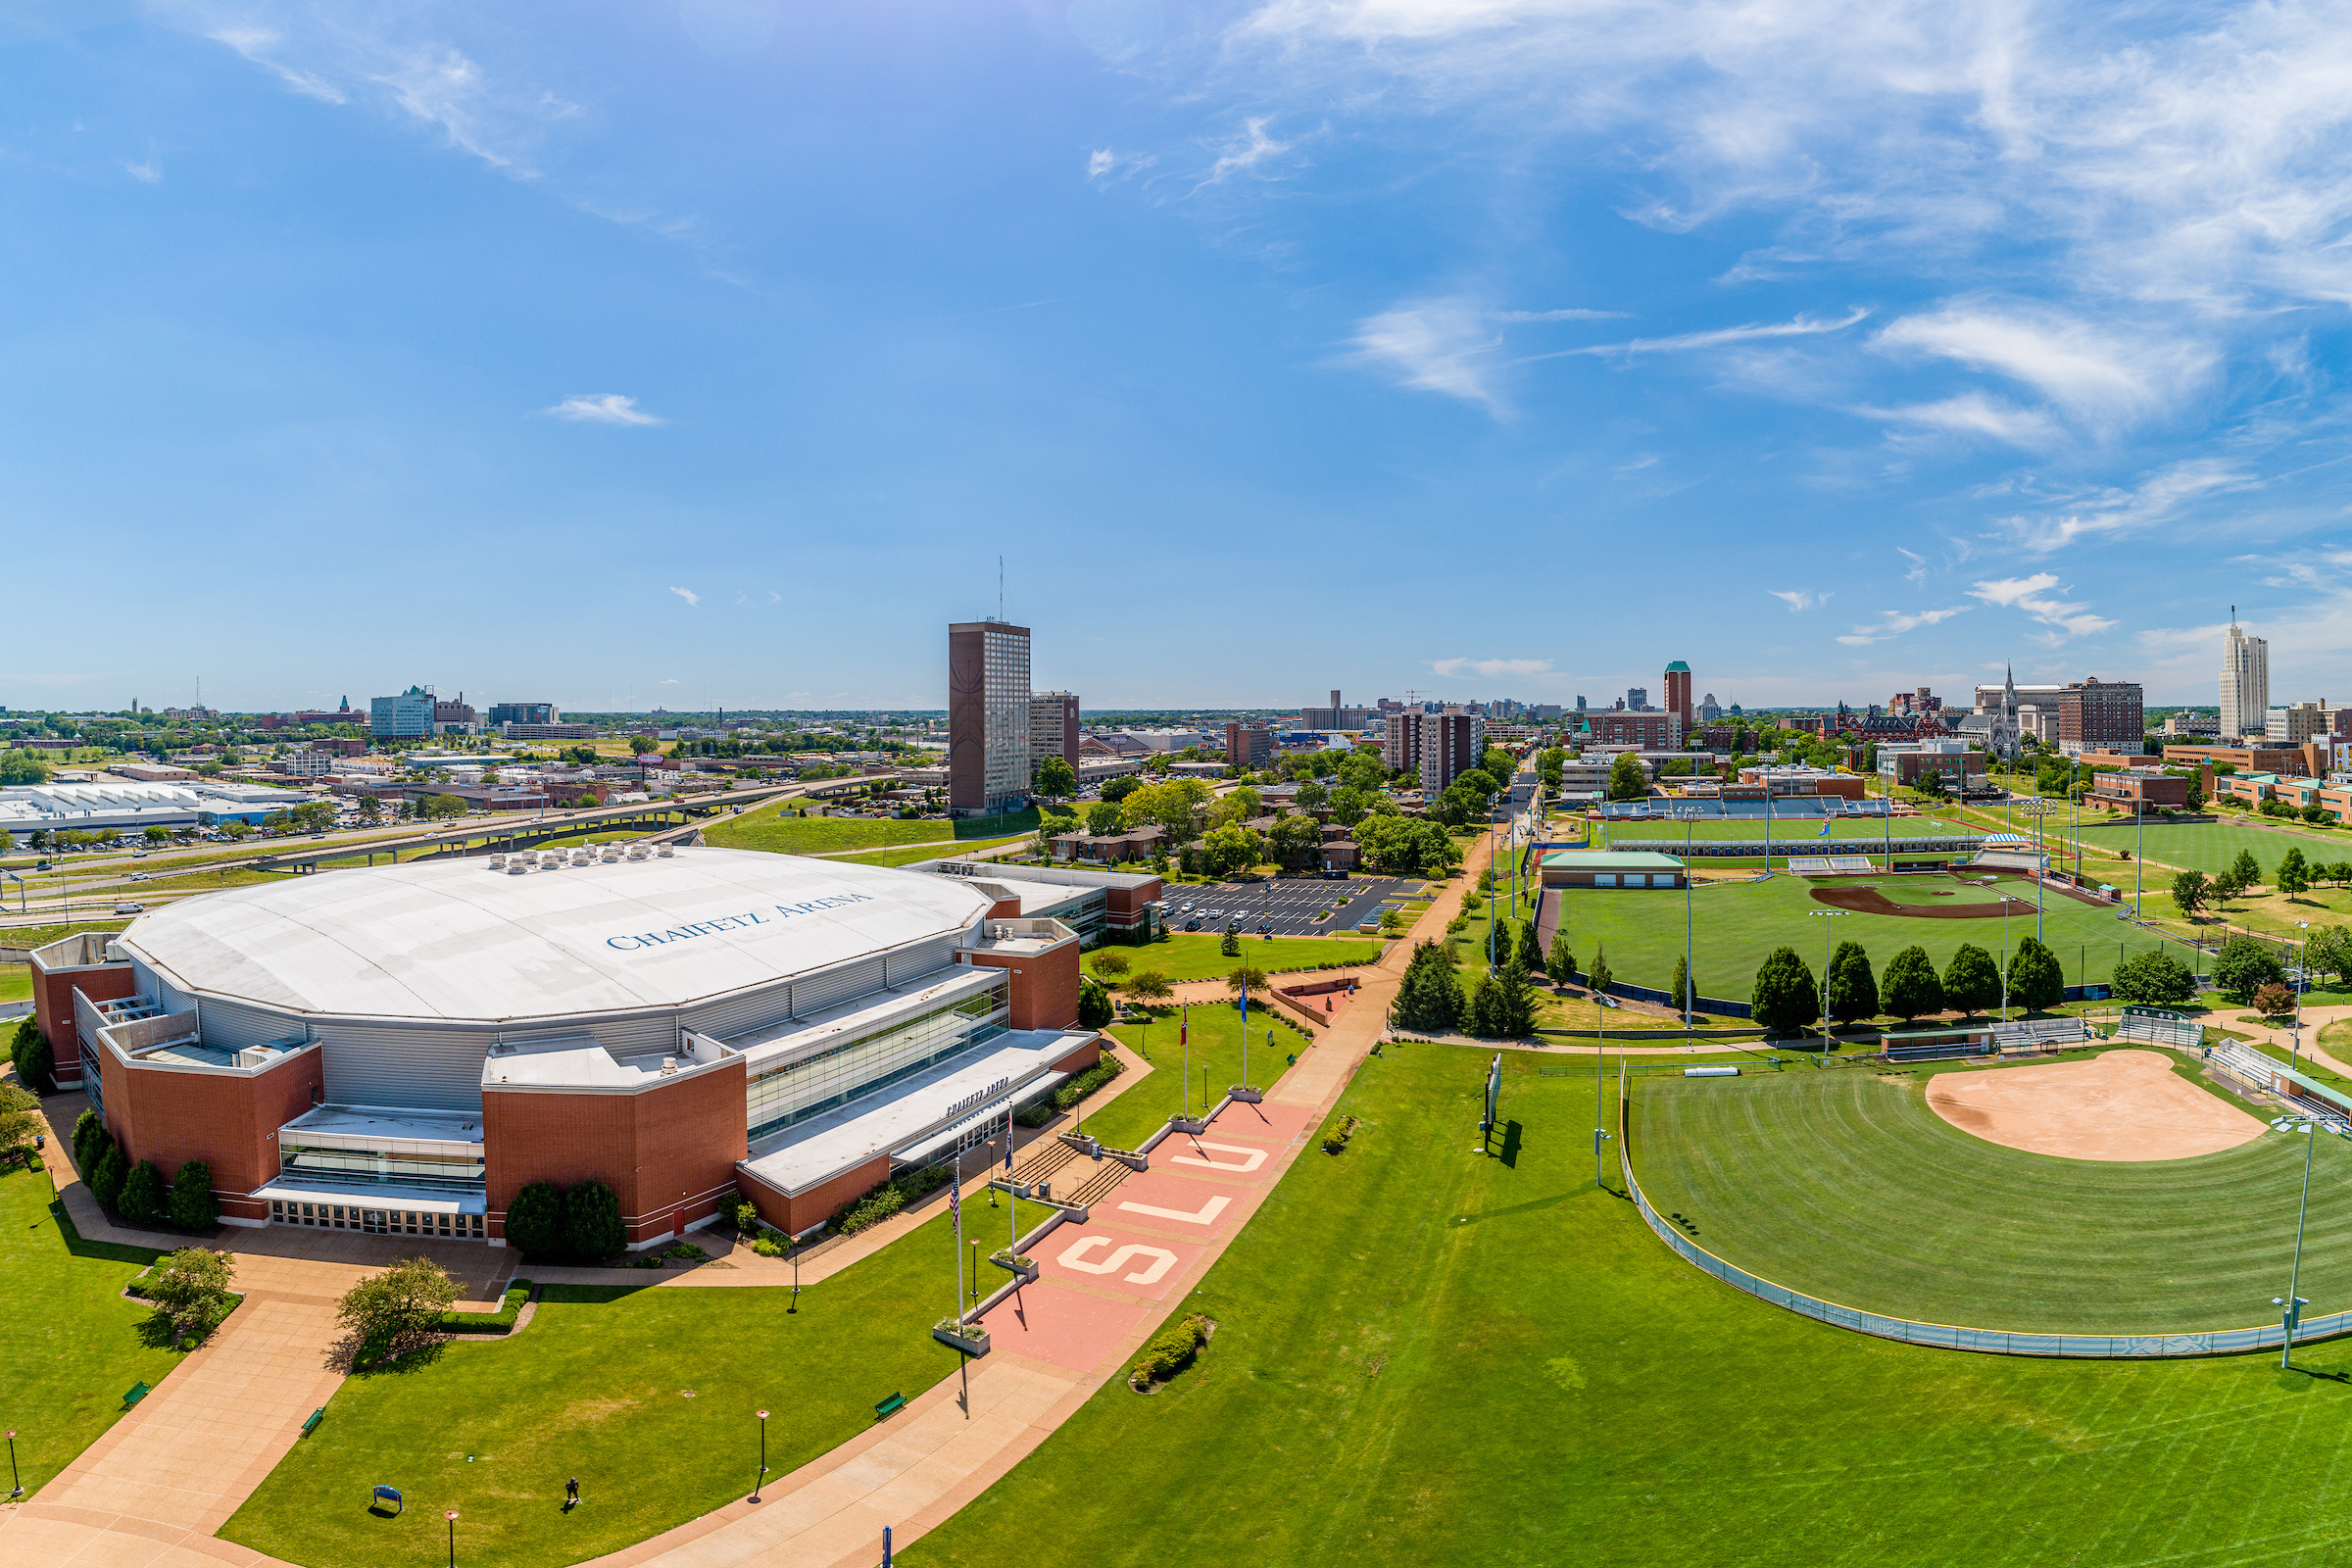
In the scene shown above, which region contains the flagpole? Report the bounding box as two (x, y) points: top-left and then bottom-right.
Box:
(1182, 1004), (1190, 1117)
(1005, 1103), (1016, 1250)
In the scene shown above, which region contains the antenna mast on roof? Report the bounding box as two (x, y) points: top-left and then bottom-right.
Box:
(999, 556), (1004, 622)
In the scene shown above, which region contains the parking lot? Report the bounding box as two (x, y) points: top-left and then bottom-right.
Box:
(1161, 875), (1425, 936)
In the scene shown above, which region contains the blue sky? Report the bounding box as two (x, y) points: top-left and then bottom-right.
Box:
(5, 0), (2350, 713)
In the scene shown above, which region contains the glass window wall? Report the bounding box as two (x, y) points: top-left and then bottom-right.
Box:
(748, 986), (1007, 1142)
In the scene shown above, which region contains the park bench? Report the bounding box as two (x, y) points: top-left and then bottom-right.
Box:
(122, 1381), (151, 1408)
(301, 1409), (324, 1436)
(874, 1392), (906, 1420)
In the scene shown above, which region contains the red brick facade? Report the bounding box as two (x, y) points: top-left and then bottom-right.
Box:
(481, 1057), (749, 1247)
(98, 1047), (324, 1222)
(737, 1152), (892, 1236)
(965, 939), (1082, 1031)
(31, 957), (138, 1084)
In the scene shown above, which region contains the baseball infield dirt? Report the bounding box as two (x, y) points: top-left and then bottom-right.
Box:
(1926, 1049), (2267, 1161)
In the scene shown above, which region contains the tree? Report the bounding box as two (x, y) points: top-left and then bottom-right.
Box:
(2253, 982), (2298, 1022)
(1101, 775), (1140, 804)
(0, 1083), (39, 1167)
(119, 1158), (167, 1226)
(1496, 956), (1537, 1036)
(1225, 965), (1269, 1002)
(1941, 944), (2002, 1018)
(1078, 975), (1114, 1028)
(336, 1255), (461, 1356)
(2170, 868), (2209, 919)
(1394, 940), (1464, 1034)
(1670, 955), (1692, 1016)
(1514, 919), (1544, 972)
(2278, 846), (2313, 901)
(2305, 926), (2352, 989)
(169, 1159), (219, 1229)
(1201, 824), (1266, 878)
(1033, 756), (1077, 798)
(1296, 780), (1329, 808)
(1090, 951), (1130, 980)
(91, 1143), (129, 1211)
(1749, 948), (1821, 1035)
(1467, 970), (1506, 1038)
(1826, 942), (1879, 1024)
(2230, 848), (2263, 894)
(0, 750), (52, 785)
(144, 1248), (236, 1345)
(1544, 930), (1577, 987)
(1031, 810), (1075, 858)
(1882, 945), (1944, 1021)
(1269, 812), (1323, 870)
(1605, 752), (1649, 802)
(1123, 779), (1212, 840)
(11, 1019), (54, 1097)
(1126, 970), (1172, 1004)
(2111, 948), (2196, 1006)
(2214, 935), (2286, 1004)
(504, 1181), (568, 1262)
(1085, 800), (1124, 837)
(563, 1179), (626, 1261)
(1588, 942), (1613, 998)
(2006, 937), (2065, 1013)
(73, 1108), (105, 1176)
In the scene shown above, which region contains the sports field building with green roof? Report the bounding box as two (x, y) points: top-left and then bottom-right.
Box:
(1540, 850), (1689, 889)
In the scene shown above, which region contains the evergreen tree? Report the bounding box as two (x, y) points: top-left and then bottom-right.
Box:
(1468, 971), (1506, 1039)
(1671, 955), (1691, 1016)
(119, 1159), (166, 1226)
(1515, 919), (1544, 972)
(1544, 929), (1577, 988)
(563, 1179), (626, 1262)
(1077, 977), (1114, 1029)
(2006, 937), (2065, 1012)
(1826, 941), (1878, 1024)
(73, 1108), (104, 1175)
(1395, 940), (1466, 1034)
(504, 1181), (568, 1262)
(2227, 848), (2263, 896)
(1588, 942), (1613, 999)
(91, 1143), (128, 1211)
(1497, 957), (1537, 1037)
(1941, 944), (2002, 1017)
(169, 1160), (219, 1230)
(1749, 947), (1820, 1035)
(1883, 945), (1944, 1020)
(1219, 925), (1241, 957)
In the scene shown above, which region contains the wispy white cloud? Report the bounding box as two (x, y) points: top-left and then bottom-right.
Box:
(1769, 589), (1829, 612)
(546, 393), (663, 425)
(667, 587), (700, 608)
(1835, 605), (1969, 646)
(1969, 573), (2115, 640)
(1995, 459), (2253, 555)
(1897, 548), (1929, 585)
(1088, 146), (1157, 184)
(1196, 116), (1293, 190)
(205, 24), (348, 103)
(659, 677), (683, 684)
(1348, 297), (1505, 416)
(1492, 307), (1628, 322)
(1433, 655), (1551, 678)
(1854, 392), (2059, 450)
(1518, 308), (1869, 366)
(1871, 304), (2213, 435)
(122, 157), (162, 183)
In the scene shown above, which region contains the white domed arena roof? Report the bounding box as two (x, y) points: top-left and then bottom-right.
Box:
(120, 848), (993, 1024)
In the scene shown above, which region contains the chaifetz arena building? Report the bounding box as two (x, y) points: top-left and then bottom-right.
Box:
(31, 844), (1127, 1248)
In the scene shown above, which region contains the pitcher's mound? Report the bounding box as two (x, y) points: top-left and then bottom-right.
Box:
(1926, 1049), (2266, 1161)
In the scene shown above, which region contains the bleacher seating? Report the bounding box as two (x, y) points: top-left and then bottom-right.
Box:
(1829, 857), (1872, 873)
(1971, 850), (2045, 873)
(1788, 857), (1833, 876)
(2118, 1007), (2202, 1050)
(1990, 1017), (2091, 1051)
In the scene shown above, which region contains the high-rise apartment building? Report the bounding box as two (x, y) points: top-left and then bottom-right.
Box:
(2056, 678), (2143, 752)
(2222, 611), (2269, 739)
(949, 621), (1032, 814)
(1223, 721), (1274, 769)
(1626, 687), (1649, 710)
(2266, 702), (2328, 746)
(1030, 692), (1079, 775)
(1383, 710), (1485, 795)
(1662, 662), (1692, 729)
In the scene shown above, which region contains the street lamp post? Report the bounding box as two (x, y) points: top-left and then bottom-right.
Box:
(6, 1429), (20, 1497)
(445, 1510), (460, 1568)
(1809, 909), (1846, 1054)
(753, 1409), (769, 1501)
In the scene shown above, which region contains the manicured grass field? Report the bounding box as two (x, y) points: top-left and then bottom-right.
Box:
(1, 962), (29, 1003)
(1629, 1056), (2352, 1333)
(830, 834), (1031, 867)
(1119, 933), (1384, 984)
(1547, 870), (2175, 999)
(220, 1222), (965, 1568)
(706, 803), (1038, 857)
(0, 920), (130, 948)
(902, 1044), (2352, 1568)
(0, 1165), (183, 1499)
(1088, 1004), (1315, 1149)
(2077, 815), (2348, 876)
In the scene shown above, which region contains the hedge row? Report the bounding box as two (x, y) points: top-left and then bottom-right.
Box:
(439, 1280), (534, 1335)
(1130, 1313), (1214, 1392)
(833, 1159), (956, 1237)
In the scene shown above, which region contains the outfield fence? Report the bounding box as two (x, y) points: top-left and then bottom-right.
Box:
(1617, 1087), (2348, 1358)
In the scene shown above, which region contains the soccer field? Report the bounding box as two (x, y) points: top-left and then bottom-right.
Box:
(1628, 1060), (2352, 1333)
(2076, 816), (2350, 877)
(1544, 869), (2179, 999)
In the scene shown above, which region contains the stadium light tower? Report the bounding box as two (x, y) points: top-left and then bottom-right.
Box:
(1675, 805), (1700, 1041)
(2293, 920), (2311, 1071)
(1808, 908), (1846, 1054)
(2272, 1111), (2336, 1369)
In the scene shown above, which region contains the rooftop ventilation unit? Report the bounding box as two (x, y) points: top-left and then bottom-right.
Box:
(507, 858), (529, 874)
(658, 844), (675, 858)
(488, 854), (506, 869)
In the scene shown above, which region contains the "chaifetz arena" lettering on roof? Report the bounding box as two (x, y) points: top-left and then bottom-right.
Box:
(604, 894), (877, 951)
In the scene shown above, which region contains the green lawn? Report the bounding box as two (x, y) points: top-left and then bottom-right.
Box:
(828, 833), (1031, 868)
(1547, 870), (2181, 1000)
(903, 1043), (2352, 1568)
(2076, 815), (2349, 877)
(1629, 1057), (2350, 1333)
(0, 920), (131, 948)
(706, 803), (1039, 857)
(1090, 1004), (1314, 1148)
(221, 1220), (967, 1568)
(1, 962), (29, 1003)
(1121, 933), (1384, 984)
(0, 1165), (182, 1499)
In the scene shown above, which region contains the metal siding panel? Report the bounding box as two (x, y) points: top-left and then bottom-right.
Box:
(317, 1024), (487, 1111)
(589, 1014), (681, 1057)
(792, 956), (887, 1017)
(684, 982), (795, 1042)
(886, 937), (957, 987)
(201, 1000), (302, 1052)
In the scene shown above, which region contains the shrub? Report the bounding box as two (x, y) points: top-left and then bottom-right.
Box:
(91, 1143), (129, 1211)
(1321, 1115), (1357, 1155)
(1130, 1313), (1213, 1391)
(73, 1108), (104, 1174)
(563, 1179), (626, 1262)
(504, 1181), (568, 1262)
(1077, 976), (1114, 1030)
(144, 1248), (237, 1345)
(169, 1159), (219, 1230)
(11, 1019), (53, 1096)
(752, 1235), (785, 1257)
(835, 1185), (906, 1236)
(338, 1256), (461, 1363)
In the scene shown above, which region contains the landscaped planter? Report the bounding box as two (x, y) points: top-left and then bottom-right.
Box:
(990, 1250), (1040, 1283)
(932, 1318), (991, 1355)
(1228, 1085), (1264, 1103)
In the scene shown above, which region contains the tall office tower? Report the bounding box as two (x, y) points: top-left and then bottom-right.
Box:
(1663, 662), (1692, 728)
(2221, 609), (2269, 739)
(1626, 687), (1649, 710)
(949, 620), (1031, 813)
(1030, 692), (1079, 774)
